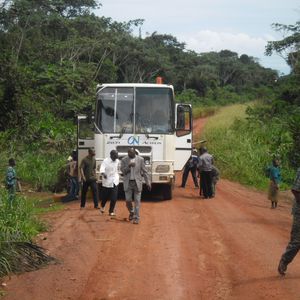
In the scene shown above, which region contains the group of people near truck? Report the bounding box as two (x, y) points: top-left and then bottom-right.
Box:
(79, 147), (150, 225)
(4, 149), (300, 276)
(181, 146), (220, 199)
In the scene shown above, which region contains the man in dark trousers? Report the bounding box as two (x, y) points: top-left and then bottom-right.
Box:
(198, 146), (214, 199)
(100, 150), (120, 216)
(80, 148), (99, 209)
(278, 167), (300, 275)
(181, 149), (199, 188)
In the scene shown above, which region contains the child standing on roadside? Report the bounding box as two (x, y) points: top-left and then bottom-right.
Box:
(6, 158), (17, 207)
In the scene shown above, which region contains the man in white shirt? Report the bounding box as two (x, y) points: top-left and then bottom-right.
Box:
(100, 150), (120, 216)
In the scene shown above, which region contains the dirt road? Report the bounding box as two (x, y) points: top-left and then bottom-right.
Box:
(3, 119), (300, 300)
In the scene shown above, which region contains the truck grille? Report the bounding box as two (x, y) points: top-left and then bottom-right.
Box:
(116, 146), (152, 154)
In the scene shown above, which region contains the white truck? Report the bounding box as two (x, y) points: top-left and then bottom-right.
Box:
(77, 83), (192, 200)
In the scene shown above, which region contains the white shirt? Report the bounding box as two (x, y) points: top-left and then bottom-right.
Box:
(100, 158), (120, 188)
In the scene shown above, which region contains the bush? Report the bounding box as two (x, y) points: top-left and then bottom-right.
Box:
(200, 103), (295, 190)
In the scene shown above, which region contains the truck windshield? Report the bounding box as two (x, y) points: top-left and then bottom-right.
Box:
(135, 87), (173, 134)
(96, 86), (174, 134)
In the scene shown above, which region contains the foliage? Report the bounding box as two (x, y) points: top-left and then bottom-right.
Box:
(200, 104), (295, 190)
(0, 189), (57, 277)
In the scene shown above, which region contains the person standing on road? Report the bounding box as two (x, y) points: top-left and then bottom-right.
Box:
(80, 148), (99, 209)
(198, 147), (214, 199)
(100, 150), (120, 216)
(278, 167), (300, 276)
(181, 149), (200, 188)
(267, 158), (281, 209)
(62, 151), (79, 203)
(121, 148), (151, 224)
(6, 158), (17, 207)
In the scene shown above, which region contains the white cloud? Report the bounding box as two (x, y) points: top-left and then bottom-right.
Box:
(179, 30), (271, 58)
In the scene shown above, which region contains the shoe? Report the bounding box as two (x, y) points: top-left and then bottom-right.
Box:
(100, 207), (105, 214)
(278, 260), (287, 276)
(133, 219), (139, 224)
(109, 212), (116, 217)
(129, 212), (134, 221)
(94, 206), (99, 209)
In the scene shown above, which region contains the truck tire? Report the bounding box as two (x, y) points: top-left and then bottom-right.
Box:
(162, 184), (172, 200)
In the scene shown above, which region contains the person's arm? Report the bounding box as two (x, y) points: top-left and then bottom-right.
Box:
(141, 158), (151, 190)
(120, 158), (130, 175)
(80, 160), (86, 182)
(100, 159), (107, 179)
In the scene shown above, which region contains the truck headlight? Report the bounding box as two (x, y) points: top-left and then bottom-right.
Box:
(155, 165), (170, 173)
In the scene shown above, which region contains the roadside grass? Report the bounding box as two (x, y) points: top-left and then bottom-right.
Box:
(0, 150), (68, 192)
(0, 189), (61, 279)
(193, 106), (219, 119)
(198, 102), (291, 190)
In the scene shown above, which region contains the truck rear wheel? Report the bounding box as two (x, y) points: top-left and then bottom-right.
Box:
(162, 184), (173, 200)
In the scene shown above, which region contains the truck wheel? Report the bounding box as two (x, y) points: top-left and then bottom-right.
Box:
(162, 184), (172, 200)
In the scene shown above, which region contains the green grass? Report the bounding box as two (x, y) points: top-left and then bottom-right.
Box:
(193, 106), (219, 119)
(0, 189), (62, 278)
(198, 102), (292, 190)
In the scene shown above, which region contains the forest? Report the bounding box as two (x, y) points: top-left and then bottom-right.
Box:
(0, 0), (299, 189)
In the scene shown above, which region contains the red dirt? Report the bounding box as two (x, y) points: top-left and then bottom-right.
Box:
(3, 118), (300, 300)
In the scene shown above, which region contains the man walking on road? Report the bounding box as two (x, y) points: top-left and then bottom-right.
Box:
(121, 148), (151, 224)
(181, 148), (200, 188)
(100, 150), (120, 216)
(198, 146), (214, 199)
(278, 167), (300, 276)
(80, 148), (99, 209)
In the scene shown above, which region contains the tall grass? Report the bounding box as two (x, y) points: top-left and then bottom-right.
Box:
(198, 103), (293, 190)
(0, 189), (57, 278)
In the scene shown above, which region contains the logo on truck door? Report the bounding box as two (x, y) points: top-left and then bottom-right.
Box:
(128, 136), (140, 145)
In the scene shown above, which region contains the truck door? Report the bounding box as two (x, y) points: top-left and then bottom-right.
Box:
(174, 104), (192, 170)
(77, 115), (95, 179)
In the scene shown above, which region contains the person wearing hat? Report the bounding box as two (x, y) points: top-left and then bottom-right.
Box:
(62, 151), (79, 203)
(181, 149), (200, 188)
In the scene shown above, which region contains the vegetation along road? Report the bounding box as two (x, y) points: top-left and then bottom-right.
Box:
(2, 119), (300, 300)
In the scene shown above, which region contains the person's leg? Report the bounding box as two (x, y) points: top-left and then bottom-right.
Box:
(80, 181), (88, 207)
(206, 171), (213, 198)
(191, 167), (199, 188)
(109, 184), (118, 214)
(72, 177), (79, 198)
(101, 187), (109, 210)
(201, 172), (209, 198)
(90, 180), (98, 208)
(278, 216), (300, 274)
(8, 185), (16, 208)
(199, 173), (203, 196)
(133, 182), (141, 222)
(125, 182), (134, 219)
(181, 167), (189, 187)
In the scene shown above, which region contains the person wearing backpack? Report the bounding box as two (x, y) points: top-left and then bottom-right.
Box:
(267, 158), (281, 209)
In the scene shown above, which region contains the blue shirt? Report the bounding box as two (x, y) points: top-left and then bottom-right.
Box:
(269, 165), (281, 184)
(6, 166), (16, 187)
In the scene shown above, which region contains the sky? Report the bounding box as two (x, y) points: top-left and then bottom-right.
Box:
(95, 0), (300, 75)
